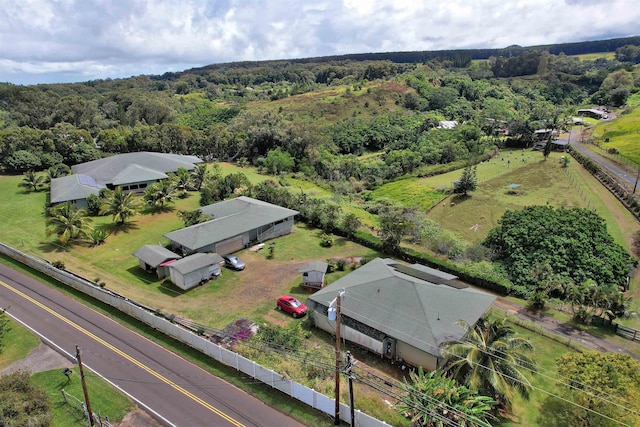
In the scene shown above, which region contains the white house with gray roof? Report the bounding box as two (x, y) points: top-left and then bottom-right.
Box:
(49, 152), (203, 207)
(306, 258), (496, 370)
(164, 196), (299, 255)
(168, 252), (224, 290)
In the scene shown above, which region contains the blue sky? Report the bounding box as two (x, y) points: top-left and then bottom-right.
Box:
(1, 0), (638, 85)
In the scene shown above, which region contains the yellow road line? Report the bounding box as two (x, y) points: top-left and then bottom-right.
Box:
(0, 280), (244, 427)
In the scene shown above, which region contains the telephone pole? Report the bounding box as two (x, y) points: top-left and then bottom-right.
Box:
(328, 290), (345, 425)
(334, 291), (342, 425)
(76, 345), (94, 427)
(345, 351), (355, 427)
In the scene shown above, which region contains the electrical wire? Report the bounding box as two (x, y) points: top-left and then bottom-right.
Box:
(338, 291), (639, 424)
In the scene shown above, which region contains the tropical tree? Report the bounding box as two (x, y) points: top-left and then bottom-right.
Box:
(177, 209), (210, 227)
(539, 352), (640, 427)
(87, 229), (109, 246)
(144, 180), (178, 209)
(340, 212), (361, 238)
(190, 163), (208, 191)
(397, 367), (496, 427)
(0, 371), (52, 426)
(453, 164), (478, 196)
(378, 212), (410, 253)
(169, 167), (192, 194)
(440, 317), (537, 407)
(46, 202), (92, 245)
(18, 170), (45, 192)
(99, 187), (143, 226)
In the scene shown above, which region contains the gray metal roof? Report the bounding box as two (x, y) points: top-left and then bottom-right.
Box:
(132, 244), (181, 267)
(71, 152), (202, 186)
(165, 196), (299, 251)
(49, 174), (106, 204)
(169, 253), (223, 275)
(307, 258), (496, 357)
(298, 261), (329, 273)
(111, 164), (168, 185)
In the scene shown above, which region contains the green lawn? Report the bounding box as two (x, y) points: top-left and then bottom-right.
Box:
(571, 51), (616, 61)
(591, 105), (640, 164)
(0, 316), (40, 369)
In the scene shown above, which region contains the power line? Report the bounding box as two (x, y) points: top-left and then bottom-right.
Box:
(340, 292), (640, 423)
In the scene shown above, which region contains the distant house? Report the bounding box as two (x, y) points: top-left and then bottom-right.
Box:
(437, 120), (459, 129)
(164, 196), (298, 255)
(168, 253), (224, 290)
(578, 108), (607, 120)
(533, 129), (557, 141)
(132, 244), (182, 279)
(305, 258), (496, 370)
(299, 261), (328, 290)
(49, 152), (203, 207)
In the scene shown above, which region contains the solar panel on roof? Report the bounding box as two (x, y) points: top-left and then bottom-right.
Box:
(390, 263), (467, 288)
(77, 175), (104, 188)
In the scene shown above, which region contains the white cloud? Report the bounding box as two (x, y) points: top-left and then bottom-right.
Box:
(0, 0), (638, 84)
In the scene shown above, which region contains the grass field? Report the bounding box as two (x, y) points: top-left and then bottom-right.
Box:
(591, 105), (640, 164)
(572, 51), (616, 61)
(0, 316), (40, 369)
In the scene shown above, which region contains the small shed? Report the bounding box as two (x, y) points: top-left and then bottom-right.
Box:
(299, 261), (328, 290)
(168, 253), (224, 290)
(132, 244), (182, 279)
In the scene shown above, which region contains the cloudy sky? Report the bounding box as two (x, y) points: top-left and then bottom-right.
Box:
(1, 0), (639, 85)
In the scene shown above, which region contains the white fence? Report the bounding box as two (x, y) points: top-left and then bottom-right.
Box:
(0, 242), (388, 426)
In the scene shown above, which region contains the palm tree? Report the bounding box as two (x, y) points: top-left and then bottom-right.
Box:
(397, 367), (496, 427)
(190, 163), (208, 191)
(18, 171), (44, 192)
(46, 202), (92, 245)
(169, 167), (192, 193)
(440, 317), (537, 407)
(144, 180), (177, 209)
(99, 187), (143, 226)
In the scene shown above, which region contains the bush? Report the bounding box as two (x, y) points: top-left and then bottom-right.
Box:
(336, 259), (347, 271)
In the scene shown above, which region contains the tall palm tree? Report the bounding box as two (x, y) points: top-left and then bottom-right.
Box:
(440, 317), (536, 407)
(18, 171), (44, 192)
(99, 187), (143, 226)
(46, 202), (92, 245)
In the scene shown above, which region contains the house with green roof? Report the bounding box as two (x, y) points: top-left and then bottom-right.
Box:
(164, 196), (299, 255)
(306, 258), (496, 370)
(49, 151), (203, 207)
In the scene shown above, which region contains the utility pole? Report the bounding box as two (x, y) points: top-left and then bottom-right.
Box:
(76, 345), (94, 427)
(345, 351), (355, 427)
(334, 291), (342, 425)
(328, 290), (345, 425)
(634, 167), (640, 194)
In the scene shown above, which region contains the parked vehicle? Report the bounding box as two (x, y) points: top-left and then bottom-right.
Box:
(222, 254), (245, 270)
(276, 295), (307, 318)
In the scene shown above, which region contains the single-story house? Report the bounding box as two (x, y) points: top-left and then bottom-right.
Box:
(578, 108), (607, 120)
(533, 129), (558, 141)
(132, 244), (182, 279)
(168, 253), (224, 290)
(305, 258), (496, 370)
(164, 196), (299, 255)
(299, 261), (328, 290)
(49, 152), (203, 207)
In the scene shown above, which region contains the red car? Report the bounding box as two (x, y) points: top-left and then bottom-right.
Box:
(276, 295), (307, 318)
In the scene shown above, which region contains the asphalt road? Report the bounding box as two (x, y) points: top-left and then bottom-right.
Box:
(568, 128), (639, 190)
(0, 263), (306, 427)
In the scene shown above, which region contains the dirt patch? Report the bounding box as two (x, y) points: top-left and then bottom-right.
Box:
(114, 407), (163, 427)
(0, 342), (73, 376)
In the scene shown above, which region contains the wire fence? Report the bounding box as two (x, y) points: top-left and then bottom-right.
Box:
(61, 389), (113, 427)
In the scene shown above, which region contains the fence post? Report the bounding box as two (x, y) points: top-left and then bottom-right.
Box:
(61, 389), (67, 403)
